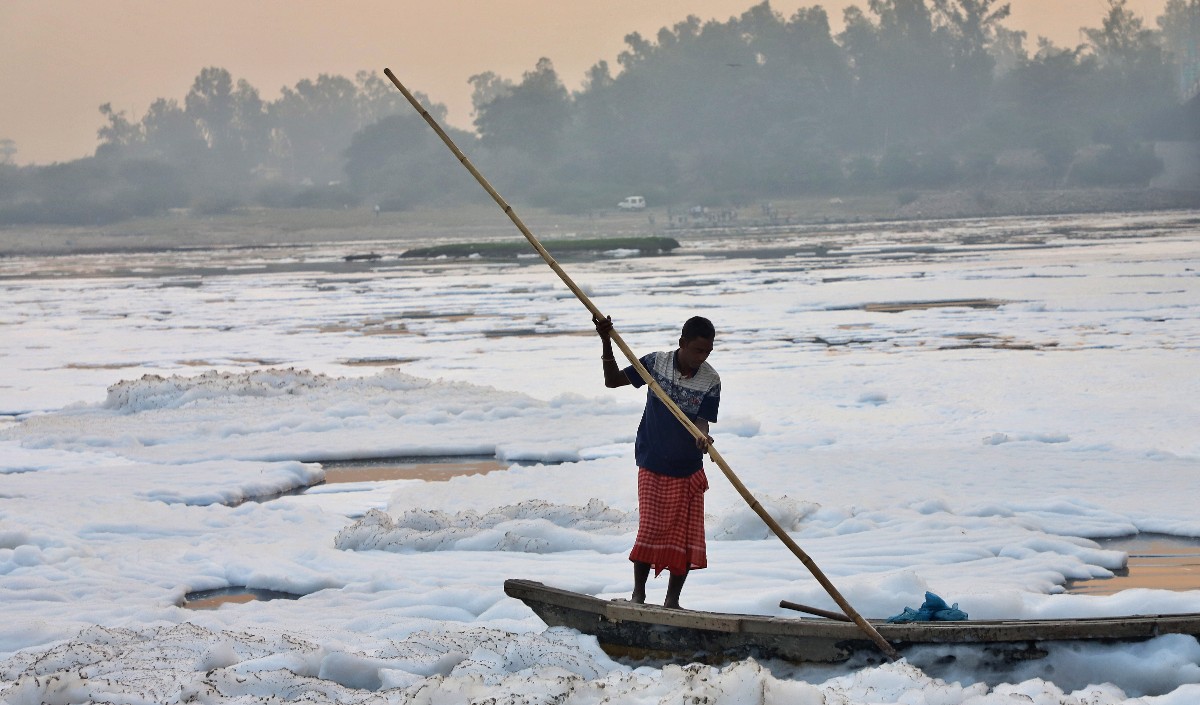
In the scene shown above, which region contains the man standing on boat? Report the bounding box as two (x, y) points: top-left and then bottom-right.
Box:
(594, 315), (720, 608)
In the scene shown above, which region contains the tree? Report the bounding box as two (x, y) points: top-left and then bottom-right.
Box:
(747, 5), (854, 176)
(1033, 124), (1082, 180)
(115, 159), (190, 213)
(343, 112), (479, 207)
(932, 0), (1012, 112)
(0, 138), (15, 165)
(1157, 0), (1200, 98)
(1084, 0), (1158, 69)
(231, 79), (270, 172)
(468, 71), (514, 116)
(185, 67), (237, 160)
(96, 103), (143, 157)
(473, 58), (572, 158)
(139, 98), (206, 166)
(990, 25), (1028, 76)
(933, 0), (1011, 64)
(1082, 1), (1174, 132)
(269, 74), (361, 183)
(180, 67), (271, 183)
(991, 41), (1096, 158)
(838, 0), (968, 150)
(355, 70), (410, 126)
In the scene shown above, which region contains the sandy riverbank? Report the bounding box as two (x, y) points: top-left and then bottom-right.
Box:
(1, 187), (1197, 257)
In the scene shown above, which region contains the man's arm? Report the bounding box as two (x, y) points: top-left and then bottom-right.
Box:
(594, 316), (631, 388)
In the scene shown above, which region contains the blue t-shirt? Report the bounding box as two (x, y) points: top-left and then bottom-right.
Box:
(624, 351), (721, 477)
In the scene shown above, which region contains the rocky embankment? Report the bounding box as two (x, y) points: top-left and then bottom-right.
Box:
(895, 187), (1200, 220)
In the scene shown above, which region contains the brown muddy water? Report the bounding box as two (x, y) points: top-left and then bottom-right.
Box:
(1067, 534), (1200, 595)
(319, 455), (508, 483)
(182, 587), (302, 610)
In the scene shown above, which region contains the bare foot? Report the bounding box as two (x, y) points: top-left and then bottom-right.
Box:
(632, 591), (646, 604)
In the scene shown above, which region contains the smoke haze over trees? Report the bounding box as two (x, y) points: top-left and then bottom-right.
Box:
(1, 0), (1198, 225)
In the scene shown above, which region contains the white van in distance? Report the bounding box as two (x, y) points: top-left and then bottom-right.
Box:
(617, 196), (646, 210)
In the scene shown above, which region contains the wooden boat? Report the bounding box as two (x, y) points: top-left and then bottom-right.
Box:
(504, 579), (1200, 663)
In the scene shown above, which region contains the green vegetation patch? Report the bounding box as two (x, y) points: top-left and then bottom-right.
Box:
(400, 236), (680, 260)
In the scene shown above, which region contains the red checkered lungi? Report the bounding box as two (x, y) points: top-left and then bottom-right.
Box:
(629, 467), (708, 577)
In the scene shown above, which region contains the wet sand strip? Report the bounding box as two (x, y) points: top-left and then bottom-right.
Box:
(1067, 534), (1200, 595)
(320, 457), (507, 483)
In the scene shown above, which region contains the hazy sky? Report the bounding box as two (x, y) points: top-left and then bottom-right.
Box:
(0, 0), (1170, 165)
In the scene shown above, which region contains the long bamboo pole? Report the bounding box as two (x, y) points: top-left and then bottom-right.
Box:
(383, 67), (898, 661)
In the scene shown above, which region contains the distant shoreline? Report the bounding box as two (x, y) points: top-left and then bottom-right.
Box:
(1, 187), (1197, 258)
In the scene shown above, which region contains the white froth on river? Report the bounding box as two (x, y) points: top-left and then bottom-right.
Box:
(1, 211), (1199, 703)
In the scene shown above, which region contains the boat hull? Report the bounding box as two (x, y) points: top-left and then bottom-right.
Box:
(504, 579), (1200, 663)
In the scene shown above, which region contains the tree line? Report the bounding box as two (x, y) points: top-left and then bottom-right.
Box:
(1, 0), (1198, 225)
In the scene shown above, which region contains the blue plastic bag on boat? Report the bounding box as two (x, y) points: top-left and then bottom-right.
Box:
(886, 591), (968, 623)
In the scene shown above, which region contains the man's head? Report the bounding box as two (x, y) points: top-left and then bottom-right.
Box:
(677, 316), (715, 374)
(681, 316), (715, 342)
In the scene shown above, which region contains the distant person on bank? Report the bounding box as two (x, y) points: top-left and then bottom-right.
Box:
(593, 314), (720, 608)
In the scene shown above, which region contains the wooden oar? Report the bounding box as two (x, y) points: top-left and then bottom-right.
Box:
(382, 67), (899, 662)
(780, 600), (854, 622)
